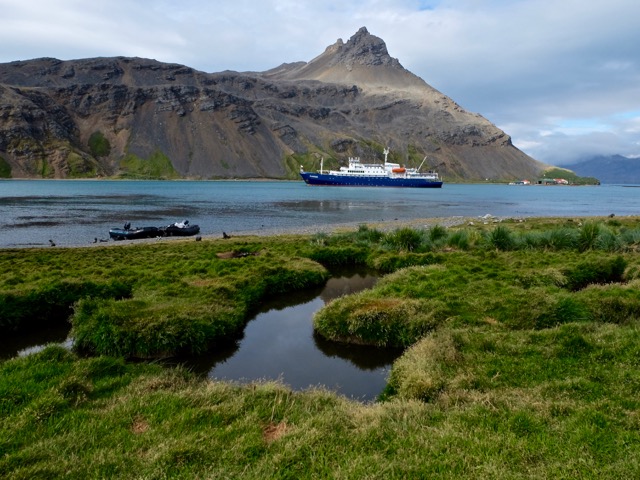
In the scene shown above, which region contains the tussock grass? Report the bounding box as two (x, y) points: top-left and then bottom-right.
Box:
(314, 246), (640, 345)
(563, 255), (627, 291)
(484, 224), (517, 250)
(71, 254), (328, 357)
(445, 228), (473, 250)
(385, 329), (461, 401)
(307, 245), (369, 266)
(4, 217), (640, 477)
(313, 290), (445, 347)
(383, 227), (428, 252)
(1, 238), (329, 357)
(3, 334), (640, 478)
(368, 251), (442, 273)
(0, 279), (132, 331)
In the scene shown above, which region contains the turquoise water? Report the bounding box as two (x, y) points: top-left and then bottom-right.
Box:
(0, 180), (638, 247)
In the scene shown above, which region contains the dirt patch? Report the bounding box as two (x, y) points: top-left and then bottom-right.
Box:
(132, 416), (149, 434)
(263, 421), (288, 443)
(215, 251), (259, 259)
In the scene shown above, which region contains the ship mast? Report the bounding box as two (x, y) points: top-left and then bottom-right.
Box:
(417, 156), (428, 172)
(383, 148), (389, 167)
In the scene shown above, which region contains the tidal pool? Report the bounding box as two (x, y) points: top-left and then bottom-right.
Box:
(1, 322), (71, 359)
(185, 271), (402, 402)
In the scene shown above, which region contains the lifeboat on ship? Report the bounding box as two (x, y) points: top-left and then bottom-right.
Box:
(392, 167), (406, 173)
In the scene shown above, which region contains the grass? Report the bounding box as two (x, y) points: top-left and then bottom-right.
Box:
(0, 156), (11, 178)
(2, 329), (639, 478)
(88, 130), (111, 158)
(0, 236), (329, 357)
(118, 150), (180, 179)
(2, 217), (640, 477)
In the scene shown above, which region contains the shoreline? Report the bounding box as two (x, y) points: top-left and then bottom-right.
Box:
(228, 216), (479, 237)
(4, 214), (634, 250)
(0, 215), (523, 249)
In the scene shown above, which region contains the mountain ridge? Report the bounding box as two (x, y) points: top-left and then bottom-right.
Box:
(0, 27), (547, 181)
(564, 155), (640, 184)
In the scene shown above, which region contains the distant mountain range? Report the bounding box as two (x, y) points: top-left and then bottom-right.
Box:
(564, 155), (640, 185)
(0, 27), (547, 181)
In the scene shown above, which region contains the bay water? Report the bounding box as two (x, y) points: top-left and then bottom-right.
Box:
(1, 180), (638, 248)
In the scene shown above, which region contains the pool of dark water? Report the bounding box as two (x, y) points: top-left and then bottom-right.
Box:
(180, 270), (403, 402)
(0, 322), (72, 359)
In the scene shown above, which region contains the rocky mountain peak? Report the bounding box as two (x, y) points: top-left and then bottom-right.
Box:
(335, 26), (400, 68)
(273, 27), (422, 90)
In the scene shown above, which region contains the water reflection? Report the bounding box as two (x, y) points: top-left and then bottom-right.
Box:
(184, 271), (402, 402)
(0, 322), (71, 359)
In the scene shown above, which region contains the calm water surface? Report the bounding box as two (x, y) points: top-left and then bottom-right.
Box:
(1, 180), (639, 247)
(181, 271), (399, 402)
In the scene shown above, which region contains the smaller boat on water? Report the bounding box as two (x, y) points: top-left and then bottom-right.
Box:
(109, 223), (162, 241)
(162, 220), (200, 237)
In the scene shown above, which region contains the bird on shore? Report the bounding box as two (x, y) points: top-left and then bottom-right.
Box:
(49, 239), (56, 247)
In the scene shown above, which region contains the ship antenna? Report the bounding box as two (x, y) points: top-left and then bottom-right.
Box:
(383, 147), (389, 166)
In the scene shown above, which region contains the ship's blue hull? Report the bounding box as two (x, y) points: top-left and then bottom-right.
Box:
(300, 172), (443, 188)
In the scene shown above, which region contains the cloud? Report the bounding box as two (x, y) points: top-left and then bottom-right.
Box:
(1, 0), (639, 165)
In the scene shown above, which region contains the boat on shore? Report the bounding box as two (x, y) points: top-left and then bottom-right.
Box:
(299, 149), (443, 188)
(109, 224), (162, 241)
(162, 220), (200, 237)
(109, 220), (200, 240)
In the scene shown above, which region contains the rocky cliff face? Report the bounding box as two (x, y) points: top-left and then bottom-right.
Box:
(0, 27), (546, 180)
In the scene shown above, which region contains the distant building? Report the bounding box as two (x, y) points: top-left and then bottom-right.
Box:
(537, 178), (569, 185)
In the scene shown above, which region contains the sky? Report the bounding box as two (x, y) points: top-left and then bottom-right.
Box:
(1, 0), (639, 166)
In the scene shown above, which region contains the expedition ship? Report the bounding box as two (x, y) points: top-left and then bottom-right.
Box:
(299, 149), (443, 188)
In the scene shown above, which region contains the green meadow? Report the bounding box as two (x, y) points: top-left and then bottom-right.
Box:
(2, 217), (640, 478)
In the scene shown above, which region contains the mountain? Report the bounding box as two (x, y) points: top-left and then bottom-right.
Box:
(0, 27), (546, 181)
(563, 155), (640, 184)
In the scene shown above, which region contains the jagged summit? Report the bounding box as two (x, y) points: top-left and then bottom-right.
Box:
(319, 27), (401, 68)
(264, 27), (427, 91)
